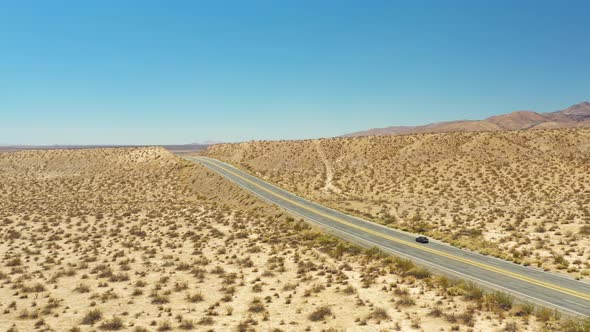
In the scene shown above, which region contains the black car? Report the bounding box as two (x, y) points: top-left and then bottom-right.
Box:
(415, 236), (429, 244)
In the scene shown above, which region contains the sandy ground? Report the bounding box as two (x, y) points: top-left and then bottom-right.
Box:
(203, 128), (590, 280)
(0, 147), (583, 331)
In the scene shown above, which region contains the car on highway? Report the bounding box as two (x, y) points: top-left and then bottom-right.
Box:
(415, 236), (429, 244)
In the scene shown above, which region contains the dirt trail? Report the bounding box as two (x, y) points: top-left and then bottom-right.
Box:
(315, 140), (341, 194)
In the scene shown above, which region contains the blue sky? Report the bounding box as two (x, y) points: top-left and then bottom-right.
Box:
(1, 0), (589, 145)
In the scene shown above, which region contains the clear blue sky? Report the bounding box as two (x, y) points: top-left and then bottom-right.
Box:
(1, 0), (589, 145)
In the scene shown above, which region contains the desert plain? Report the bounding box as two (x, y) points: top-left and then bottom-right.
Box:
(0, 138), (588, 331)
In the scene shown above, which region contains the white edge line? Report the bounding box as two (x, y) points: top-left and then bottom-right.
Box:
(564, 299), (588, 309)
(191, 157), (588, 317)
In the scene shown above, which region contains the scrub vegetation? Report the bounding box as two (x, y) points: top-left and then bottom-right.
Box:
(0, 147), (587, 331)
(205, 128), (590, 279)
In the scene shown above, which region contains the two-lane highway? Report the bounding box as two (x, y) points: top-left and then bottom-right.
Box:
(184, 155), (590, 317)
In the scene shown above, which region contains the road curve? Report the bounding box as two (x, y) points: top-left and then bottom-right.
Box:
(183, 155), (590, 317)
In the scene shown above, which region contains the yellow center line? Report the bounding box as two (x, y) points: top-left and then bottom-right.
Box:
(194, 157), (590, 302)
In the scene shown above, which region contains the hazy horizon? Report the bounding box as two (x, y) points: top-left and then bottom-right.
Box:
(2, 1), (590, 145)
(1, 100), (588, 146)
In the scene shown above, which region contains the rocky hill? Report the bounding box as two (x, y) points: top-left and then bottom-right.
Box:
(344, 102), (590, 137)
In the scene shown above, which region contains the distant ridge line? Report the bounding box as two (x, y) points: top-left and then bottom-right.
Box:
(342, 101), (590, 137)
(0, 143), (215, 153)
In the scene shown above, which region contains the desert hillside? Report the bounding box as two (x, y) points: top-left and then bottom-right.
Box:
(204, 128), (590, 278)
(344, 102), (590, 137)
(3, 147), (574, 331)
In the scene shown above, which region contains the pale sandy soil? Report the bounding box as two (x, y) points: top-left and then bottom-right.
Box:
(204, 128), (590, 279)
(0, 147), (582, 331)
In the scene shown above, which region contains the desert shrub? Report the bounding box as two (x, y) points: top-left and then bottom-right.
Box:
(394, 287), (409, 296)
(459, 282), (484, 301)
(151, 293), (169, 304)
(23, 283), (46, 293)
(396, 295), (415, 306)
(282, 283), (297, 291)
(485, 291), (513, 311)
(429, 305), (444, 318)
(554, 255), (569, 268)
(559, 317), (590, 332)
(211, 266), (225, 274)
(157, 320), (172, 331)
(363, 246), (386, 261)
(248, 298), (265, 313)
(405, 267), (431, 279)
(6, 230), (21, 239)
(178, 319), (195, 330)
(99, 316), (124, 330)
(503, 322), (518, 332)
(18, 309), (30, 319)
(308, 306), (332, 321)
(368, 307), (389, 320)
(6, 257), (22, 267)
(43, 297), (61, 314)
(536, 307), (557, 322)
(82, 309), (103, 325)
(109, 273), (129, 282)
(74, 284), (91, 293)
(513, 302), (535, 317)
(394, 258), (415, 273)
(197, 317), (214, 325)
(342, 285), (356, 295)
(458, 310), (475, 326)
(185, 292), (204, 303)
(176, 262), (191, 271)
(174, 281), (188, 292)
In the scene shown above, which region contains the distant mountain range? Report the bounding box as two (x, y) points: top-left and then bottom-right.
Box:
(342, 102), (590, 137)
(0, 143), (213, 153)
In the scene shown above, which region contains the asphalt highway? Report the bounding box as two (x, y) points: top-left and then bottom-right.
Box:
(184, 155), (590, 317)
